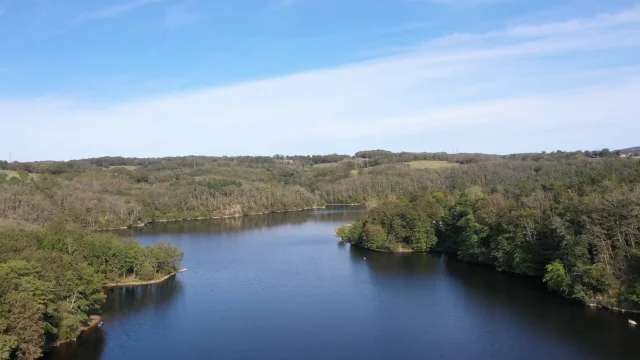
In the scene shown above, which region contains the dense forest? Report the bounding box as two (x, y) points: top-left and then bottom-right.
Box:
(1, 148), (636, 230)
(0, 229), (183, 360)
(336, 156), (640, 311)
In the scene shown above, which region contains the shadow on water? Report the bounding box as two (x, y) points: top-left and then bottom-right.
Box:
(442, 259), (640, 360)
(101, 277), (183, 321)
(350, 244), (640, 360)
(42, 327), (106, 360)
(119, 206), (366, 236)
(348, 245), (440, 276)
(42, 278), (183, 360)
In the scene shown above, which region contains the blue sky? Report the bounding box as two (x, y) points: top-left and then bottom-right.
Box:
(1, 0), (640, 161)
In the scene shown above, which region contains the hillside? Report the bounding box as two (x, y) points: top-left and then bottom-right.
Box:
(0, 148), (636, 229)
(621, 146), (640, 153)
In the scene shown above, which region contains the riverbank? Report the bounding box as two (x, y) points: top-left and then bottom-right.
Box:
(55, 315), (102, 346)
(93, 205), (339, 231)
(335, 225), (419, 253)
(102, 269), (187, 289)
(340, 240), (420, 253)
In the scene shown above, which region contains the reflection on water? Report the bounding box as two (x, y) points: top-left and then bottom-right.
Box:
(44, 278), (183, 360)
(42, 327), (106, 360)
(351, 245), (640, 360)
(442, 258), (640, 360)
(102, 277), (183, 321)
(119, 206), (367, 236)
(348, 246), (440, 276)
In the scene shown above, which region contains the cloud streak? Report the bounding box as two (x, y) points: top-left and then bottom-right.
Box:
(3, 6), (640, 160)
(81, 0), (163, 20)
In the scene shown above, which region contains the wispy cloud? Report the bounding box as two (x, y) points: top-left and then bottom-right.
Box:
(81, 0), (163, 20)
(3, 6), (640, 160)
(165, 1), (199, 29)
(0, 0), (12, 17)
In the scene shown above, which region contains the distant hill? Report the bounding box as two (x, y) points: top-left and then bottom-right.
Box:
(621, 146), (640, 153)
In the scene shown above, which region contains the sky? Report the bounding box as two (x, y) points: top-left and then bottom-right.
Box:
(1, 0), (640, 161)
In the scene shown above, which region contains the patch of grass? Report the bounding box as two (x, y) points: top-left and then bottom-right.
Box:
(0, 170), (39, 180)
(106, 166), (138, 170)
(404, 160), (460, 169)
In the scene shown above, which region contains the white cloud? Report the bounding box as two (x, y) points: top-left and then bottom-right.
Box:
(81, 0), (163, 20)
(3, 6), (640, 160)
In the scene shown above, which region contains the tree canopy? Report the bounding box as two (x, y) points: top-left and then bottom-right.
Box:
(0, 230), (183, 360)
(337, 158), (640, 311)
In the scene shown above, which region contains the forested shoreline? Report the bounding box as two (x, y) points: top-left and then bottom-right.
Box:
(0, 230), (183, 360)
(336, 156), (640, 311)
(2, 149), (637, 230)
(1, 149), (639, 359)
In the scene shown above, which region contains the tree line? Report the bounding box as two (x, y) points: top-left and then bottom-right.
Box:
(2, 151), (639, 229)
(337, 158), (640, 311)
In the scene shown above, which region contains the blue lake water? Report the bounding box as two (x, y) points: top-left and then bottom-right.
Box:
(47, 207), (640, 360)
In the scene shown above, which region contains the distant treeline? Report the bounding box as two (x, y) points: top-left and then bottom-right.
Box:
(337, 157), (640, 310)
(1, 147), (636, 175)
(0, 229), (183, 360)
(1, 149), (639, 229)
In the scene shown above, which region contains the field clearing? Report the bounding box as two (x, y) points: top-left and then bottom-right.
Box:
(106, 166), (138, 170)
(405, 160), (460, 169)
(0, 170), (39, 180)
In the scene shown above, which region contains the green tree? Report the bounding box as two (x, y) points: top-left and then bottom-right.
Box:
(544, 260), (570, 295)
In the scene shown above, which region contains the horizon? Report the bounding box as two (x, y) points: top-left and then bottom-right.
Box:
(2, 145), (638, 164)
(2, 0), (640, 161)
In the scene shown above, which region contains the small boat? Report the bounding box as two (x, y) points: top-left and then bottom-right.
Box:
(629, 319), (638, 326)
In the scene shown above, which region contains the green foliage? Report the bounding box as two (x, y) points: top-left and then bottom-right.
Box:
(544, 260), (570, 295)
(138, 263), (156, 281)
(0, 230), (183, 359)
(338, 161), (640, 310)
(1, 152), (639, 229)
(624, 283), (640, 305)
(339, 196), (443, 252)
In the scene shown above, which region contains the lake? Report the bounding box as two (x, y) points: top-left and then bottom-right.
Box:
(46, 207), (640, 360)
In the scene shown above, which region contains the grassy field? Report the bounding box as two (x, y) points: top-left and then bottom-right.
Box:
(404, 160), (460, 169)
(106, 165), (138, 170)
(0, 170), (39, 180)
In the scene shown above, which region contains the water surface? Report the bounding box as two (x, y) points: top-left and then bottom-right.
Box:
(47, 207), (640, 360)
